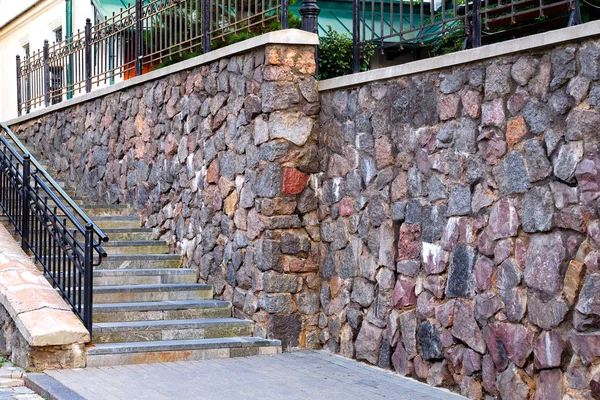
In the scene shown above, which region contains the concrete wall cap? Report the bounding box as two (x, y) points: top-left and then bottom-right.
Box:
(0, 224), (90, 346)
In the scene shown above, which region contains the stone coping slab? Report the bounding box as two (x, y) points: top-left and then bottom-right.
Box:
(319, 19), (600, 91)
(0, 223), (89, 346)
(5, 29), (319, 127)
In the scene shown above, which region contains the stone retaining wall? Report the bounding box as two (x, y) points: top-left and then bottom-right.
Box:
(317, 37), (600, 399)
(9, 25), (600, 398)
(11, 31), (322, 350)
(0, 224), (89, 369)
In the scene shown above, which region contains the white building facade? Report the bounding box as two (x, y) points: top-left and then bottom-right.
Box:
(0, 0), (98, 121)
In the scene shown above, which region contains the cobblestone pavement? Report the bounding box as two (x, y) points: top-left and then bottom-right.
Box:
(43, 350), (467, 399)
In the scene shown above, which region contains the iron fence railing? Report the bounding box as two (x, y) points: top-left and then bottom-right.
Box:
(16, 0), (290, 116)
(351, 0), (583, 72)
(0, 122), (108, 335)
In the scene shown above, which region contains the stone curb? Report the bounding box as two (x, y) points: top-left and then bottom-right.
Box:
(25, 373), (86, 400)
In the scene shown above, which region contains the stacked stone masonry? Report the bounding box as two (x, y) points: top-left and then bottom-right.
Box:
(10, 34), (600, 398)
(318, 39), (600, 400)
(13, 44), (322, 351)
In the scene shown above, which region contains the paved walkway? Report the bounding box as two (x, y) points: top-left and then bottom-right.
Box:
(40, 351), (466, 400)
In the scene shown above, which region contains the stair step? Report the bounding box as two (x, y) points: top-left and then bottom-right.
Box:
(81, 204), (131, 217)
(101, 228), (154, 241)
(92, 318), (251, 343)
(95, 254), (182, 270)
(78, 216), (141, 229)
(103, 240), (169, 255)
(86, 337), (281, 367)
(94, 268), (196, 286)
(93, 300), (232, 322)
(93, 283), (212, 303)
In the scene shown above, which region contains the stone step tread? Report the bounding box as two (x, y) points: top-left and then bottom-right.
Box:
(83, 204), (130, 209)
(91, 216), (141, 221)
(103, 254), (181, 260)
(93, 283), (211, 294)
(87, 337), (281, 355)
(93, 299), (230, 312)
(103, 240), (168, 247)
(93, 269), (195, 277)
(93, 317), (250, 332)
(101, 228), (154, 233)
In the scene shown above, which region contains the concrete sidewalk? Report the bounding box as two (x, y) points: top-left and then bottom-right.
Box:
(32, 351), (467, 400)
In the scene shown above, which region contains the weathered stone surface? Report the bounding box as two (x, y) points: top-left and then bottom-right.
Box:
(553, 141), (583, 182)
(534, 331), (563, 369)
(482, 98), (506, 128)
(498, 364), (531, 400)
(512, 56), (538, 86)
(475, 292), (503, 323)
(482, 355), (498, 395)
(485, 64), (511, 99)
(399, 310), (417, 358)
(355, 321), (383, 365)
(397, 224), (422, 261)
(422, 243), (449, 275)
(570, 331), (600, 365)
(258, 293), (294, 313)
(445, 345), (481, 376)
(528, 291), (568, 330)
(268, 314), (301, 349)
(422, 205), (447, 243)
(506, 116), (528, 148)
(282, 169), (308, 195)
(446, 185), (471, 217)
(488, 198), (519, 240)
(392, 277), (416, 308)
(391, 343), (413, 376)
(493, 150), (531, 195)
(521, 186), (554, 233)
(256, 162), (282, 198)
(261, 271), (298, 293)
(524, 233), (565, 296)
(580, 41), (600, 80)
(452, 300), (486, 354)
(474, 256), (495, 292)
(396, 260), (420, 277)
(445, 245), (477, 299)
(269, 111), (313, 146)
(418, 321), (443, 360)
(351, 278), (375, 308)
(484, 322), (534, 369)
(501, 287), (527, 323)
(576, 273), (600, 317)
(534, 369), (563, 400)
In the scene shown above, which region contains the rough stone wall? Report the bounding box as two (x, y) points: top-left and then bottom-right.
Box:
(318, 39), (600, 399)
(12, 43), (322, 350)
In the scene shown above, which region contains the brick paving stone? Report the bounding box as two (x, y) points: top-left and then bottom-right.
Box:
(41, 351), (466, 400)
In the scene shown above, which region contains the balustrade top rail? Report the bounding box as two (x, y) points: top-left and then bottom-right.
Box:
(16, 0), (289, 116)
(0, 122), (108, 335)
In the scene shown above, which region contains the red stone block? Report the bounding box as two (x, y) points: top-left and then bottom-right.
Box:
(282, 168), (308, 195)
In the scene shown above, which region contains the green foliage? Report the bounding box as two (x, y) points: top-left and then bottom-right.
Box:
(318, 27), (375, 80)
(425, 28), (465, 57)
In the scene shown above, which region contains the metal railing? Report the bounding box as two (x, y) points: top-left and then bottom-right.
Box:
(352, 0), (583, 72)
(17, 0), (291, 116)
(0, 122), (108, 335)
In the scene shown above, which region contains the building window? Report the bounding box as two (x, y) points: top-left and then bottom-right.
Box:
(23, 43), (30, 60)
(55, 27), (62, 43)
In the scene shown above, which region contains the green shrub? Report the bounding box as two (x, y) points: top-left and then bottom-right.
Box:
(318, 27), (375, 80)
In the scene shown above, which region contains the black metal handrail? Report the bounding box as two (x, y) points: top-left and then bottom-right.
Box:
(0, 122), (108, 335)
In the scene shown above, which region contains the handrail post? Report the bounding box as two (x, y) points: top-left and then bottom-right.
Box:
(16, 56), (22, 117)
(135, 0), (143, 76)
(83, 223), (94, 335)
(299, 0), (320, 34)
(43, 40), (50, 107)
(282, 0), (289, 29)
(352, 0), (359, 73)
(21, 154), (30, 252)
(85, 19), (92, 92)
(472, 0), (481, 48)
(202, 0), (210, 53)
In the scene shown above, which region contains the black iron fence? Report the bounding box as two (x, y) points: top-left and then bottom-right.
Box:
(351, 0), (583, 72)
(16, 0), (292, 116)
(0, 122), (108, 335)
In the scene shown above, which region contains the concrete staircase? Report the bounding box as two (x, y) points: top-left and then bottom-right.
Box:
(5, 141), (281, 367)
